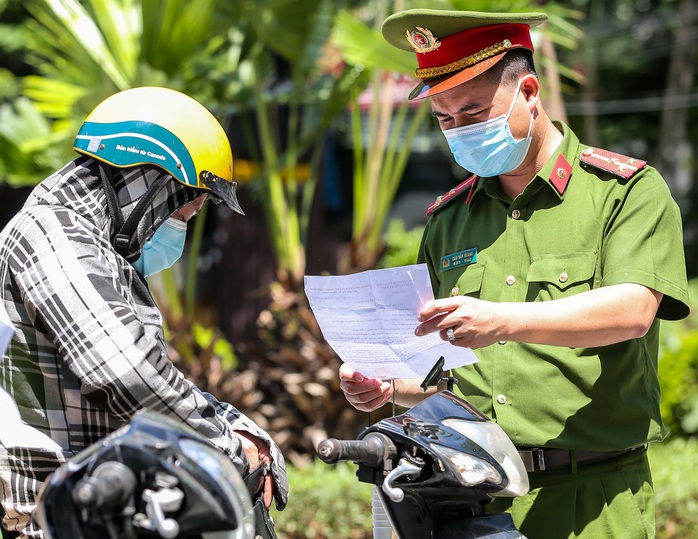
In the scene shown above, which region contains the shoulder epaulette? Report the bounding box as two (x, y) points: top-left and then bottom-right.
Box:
(579, 147), (647, 179)
(426, 175), (478, 217)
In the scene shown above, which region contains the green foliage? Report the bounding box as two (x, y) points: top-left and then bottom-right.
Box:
(378, 219), (425, 269)
(271, 460), (373, 539)
(221, 0), (368, 284)
(650, 437), (698, 538)
(0, 97), (71, 186)
(140, 0), (221, 74)
(0, 0), (247, 186)
(658, 329), (698, 436)
(0, 27), (27, 81)
(0, 69), (17, 99)
(658, 279), (698, 437)
(331, 10), (415, 74)
(332, 4), (432, 271)
(192, 322), (238, 371)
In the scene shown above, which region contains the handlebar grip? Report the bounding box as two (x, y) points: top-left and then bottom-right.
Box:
(73, 461), (137, 508)
(317, 433), (390, 467)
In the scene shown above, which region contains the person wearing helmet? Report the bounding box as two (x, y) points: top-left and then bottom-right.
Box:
(0, 87), (288, 539)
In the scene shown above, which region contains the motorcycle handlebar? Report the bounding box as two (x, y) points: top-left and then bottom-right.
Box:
(317, 433), (394, 467)
(72, 461), (137, 509)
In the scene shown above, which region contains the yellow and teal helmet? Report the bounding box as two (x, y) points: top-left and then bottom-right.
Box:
(74, 86), (242, 214)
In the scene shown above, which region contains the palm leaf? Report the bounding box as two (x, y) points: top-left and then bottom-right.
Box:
(332, 10), (416, 74)
(29, 0), (132, 89)
(245, 0), (332, 63)
(141, 0), (220, 73)
(0, 98), (72, 185)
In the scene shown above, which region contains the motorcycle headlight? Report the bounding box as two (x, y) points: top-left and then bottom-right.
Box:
(432, 444), (503, 488)
(440, 419), (529, 497)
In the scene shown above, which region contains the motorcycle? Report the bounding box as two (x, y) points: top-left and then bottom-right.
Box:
(30, 363), (529, 539)
(33, 409), (256, 539)
(317, 362), (530, 539)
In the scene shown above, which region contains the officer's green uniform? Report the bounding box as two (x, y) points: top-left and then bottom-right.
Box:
(418, 121), (690, 537)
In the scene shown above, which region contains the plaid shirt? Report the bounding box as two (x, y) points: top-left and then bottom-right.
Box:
(0, 157), (288, 537)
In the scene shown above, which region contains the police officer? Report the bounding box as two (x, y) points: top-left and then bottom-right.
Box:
(339, 9), (690, 538)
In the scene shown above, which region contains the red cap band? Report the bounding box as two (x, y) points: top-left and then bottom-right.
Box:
(415, 24), (534, 71)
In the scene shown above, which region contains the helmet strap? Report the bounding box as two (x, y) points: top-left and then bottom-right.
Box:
(98, 162), (128, 251)
(99, 161), (170, 258)
(115, 174), (171, 259)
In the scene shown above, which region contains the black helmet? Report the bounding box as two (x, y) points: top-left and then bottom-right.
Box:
(33, 410), (254, 539)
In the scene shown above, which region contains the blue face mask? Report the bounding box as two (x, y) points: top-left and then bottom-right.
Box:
(132, 217), (187, 278)
(443, 78), (533, 178)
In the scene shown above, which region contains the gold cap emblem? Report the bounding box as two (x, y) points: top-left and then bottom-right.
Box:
(405, 27), (441, 54)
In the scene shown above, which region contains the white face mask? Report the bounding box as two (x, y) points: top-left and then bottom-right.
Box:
(132, 217), (187, 278)
(442, 78), (534, 177)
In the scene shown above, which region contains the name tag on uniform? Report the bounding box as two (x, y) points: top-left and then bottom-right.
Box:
(441, 248), (477, 272)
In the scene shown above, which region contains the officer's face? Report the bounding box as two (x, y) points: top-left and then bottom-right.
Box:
(430, 73), (538, 138)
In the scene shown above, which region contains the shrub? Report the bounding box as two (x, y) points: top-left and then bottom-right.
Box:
(658, 280), (698, 437)
(650, 437), (698, 538)
(378, 220), (425, 269)
(271, 460), (373, 539)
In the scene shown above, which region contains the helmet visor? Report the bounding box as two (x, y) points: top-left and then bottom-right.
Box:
(200, 171), (244, 215)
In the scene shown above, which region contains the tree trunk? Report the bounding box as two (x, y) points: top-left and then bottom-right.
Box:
(540, 31), (568, 124)
(579, 3), (601, 148)
(657, 0), (696, 200)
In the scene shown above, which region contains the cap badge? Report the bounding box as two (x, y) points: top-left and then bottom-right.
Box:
(405, 27), (441, 54)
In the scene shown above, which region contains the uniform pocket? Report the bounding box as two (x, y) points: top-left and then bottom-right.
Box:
(526, 252), (597, 301)
(453, 264), (486, 298)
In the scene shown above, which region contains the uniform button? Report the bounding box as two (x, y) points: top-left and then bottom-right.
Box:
(511, 209), (521, 219)
(559, 272), (569, 283)
(498, 340), (507, 345)
(450, 287), (459, 297)
(497, 394), (507, 405)
(506, 275), (516, 286)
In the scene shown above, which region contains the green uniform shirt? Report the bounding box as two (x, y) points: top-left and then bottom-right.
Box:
(418, 121), (690, 451)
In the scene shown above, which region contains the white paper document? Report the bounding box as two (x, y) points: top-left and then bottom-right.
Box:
(304, 263), (478, 380)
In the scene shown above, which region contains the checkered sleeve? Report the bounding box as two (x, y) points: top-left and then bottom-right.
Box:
(202, 392), (290, 509)
(9, 206), (246, 464)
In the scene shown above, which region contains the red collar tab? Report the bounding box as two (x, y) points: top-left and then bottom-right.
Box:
(412, 24), (533, 80)
(427, 175), (478, 216)
(580, 147), (647, 179)
(549, 154), (572, 196)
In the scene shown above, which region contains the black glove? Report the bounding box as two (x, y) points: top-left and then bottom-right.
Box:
(244, 464), (279, 539)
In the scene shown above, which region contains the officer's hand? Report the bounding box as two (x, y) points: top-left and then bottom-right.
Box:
(236, 431), (274, 508)
(415, 296), (501, 349)
(339, 363), (393, 412)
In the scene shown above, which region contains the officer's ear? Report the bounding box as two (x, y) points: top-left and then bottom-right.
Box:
(520, 74), (540, 112)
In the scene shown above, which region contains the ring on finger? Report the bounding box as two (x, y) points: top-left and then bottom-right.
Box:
(446, 327), (456, 342)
